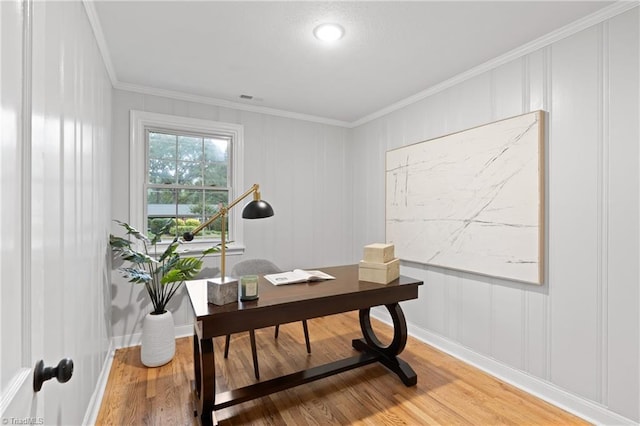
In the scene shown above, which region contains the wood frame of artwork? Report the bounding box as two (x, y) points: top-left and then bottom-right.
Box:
(385, 111), (545, 284)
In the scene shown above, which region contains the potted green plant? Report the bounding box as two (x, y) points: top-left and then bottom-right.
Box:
(110, 219), (219, 367)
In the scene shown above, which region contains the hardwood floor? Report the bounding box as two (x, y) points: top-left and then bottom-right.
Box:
(96, 312), (589, 425)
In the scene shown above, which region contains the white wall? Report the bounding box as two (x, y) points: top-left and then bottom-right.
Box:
(110, 90), (351, 342)
(350, 8), (639, 423)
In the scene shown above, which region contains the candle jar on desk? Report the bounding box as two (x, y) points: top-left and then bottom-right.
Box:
(239, 275), (259, 301)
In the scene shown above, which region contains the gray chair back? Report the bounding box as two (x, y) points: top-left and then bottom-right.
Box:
(195, 266), (219, 279)
(231, 259), (281, 276)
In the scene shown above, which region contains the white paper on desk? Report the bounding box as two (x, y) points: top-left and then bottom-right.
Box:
(264, 269), (335, 285)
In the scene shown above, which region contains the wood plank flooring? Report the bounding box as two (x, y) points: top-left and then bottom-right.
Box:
(96, 312), (589, 425)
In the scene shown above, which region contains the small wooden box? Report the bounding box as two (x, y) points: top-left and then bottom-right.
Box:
(363, 243), (395, 264)
(359, 258), (400, 284)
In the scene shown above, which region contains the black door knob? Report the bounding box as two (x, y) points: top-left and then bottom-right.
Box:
(33, 358), (73, 392)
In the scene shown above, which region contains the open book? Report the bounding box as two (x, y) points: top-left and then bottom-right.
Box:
(264, 269), (335, 286)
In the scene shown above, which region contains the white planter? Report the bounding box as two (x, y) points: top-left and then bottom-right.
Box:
(140, 311), (175, 367)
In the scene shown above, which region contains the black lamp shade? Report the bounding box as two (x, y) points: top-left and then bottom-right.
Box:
(242, 200), (274, 219)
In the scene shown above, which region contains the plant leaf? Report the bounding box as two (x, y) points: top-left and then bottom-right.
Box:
(158, 238), (180, 263)
(117, 248), (156, 265)
(118, 267), (151, 283)
(109, 235), (132, 250)
(201, 245), (222, 256)
(161, 257), (203, 284)
(114, 219), (150, 243)
(149, 219), (174, 245)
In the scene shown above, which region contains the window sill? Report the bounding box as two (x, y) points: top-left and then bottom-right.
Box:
(156, 241), (246, 257)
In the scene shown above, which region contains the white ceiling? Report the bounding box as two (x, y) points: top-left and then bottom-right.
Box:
(92, 1), (614, 125)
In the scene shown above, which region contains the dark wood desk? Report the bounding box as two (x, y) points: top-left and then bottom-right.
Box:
(186, 264), (423, 425)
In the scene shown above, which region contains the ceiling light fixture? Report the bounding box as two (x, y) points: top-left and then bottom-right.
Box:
(313, 23), (344, 42)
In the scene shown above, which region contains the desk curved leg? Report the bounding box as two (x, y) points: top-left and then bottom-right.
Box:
(352, 303), (417, 386)
(193, 329), (216, 426)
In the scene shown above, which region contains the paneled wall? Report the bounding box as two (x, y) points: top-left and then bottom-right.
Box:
(30, 2), (113, 423)
(110, 90), (351, 341)
(350, 9), (638, 422)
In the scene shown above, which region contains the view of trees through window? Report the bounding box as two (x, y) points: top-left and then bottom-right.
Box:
(146, 129), (231, 240)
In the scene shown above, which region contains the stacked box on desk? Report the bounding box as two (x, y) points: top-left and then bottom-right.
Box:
(359, 243), (400, 284)
(359, 258), (400, 284)
(363, 243), (395, 263)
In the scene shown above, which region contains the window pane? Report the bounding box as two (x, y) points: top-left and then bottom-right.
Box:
(204, 138), (228, 162)
(205, 190), (228, 209)
(177, 161), (202, 186)
(149, 132), (176, 160)
(177, 188), (202, 214)
(204, 190), (230, 239)
(204, 162), (227, 187)
(149, 158), (176, 184)
(148, 188), (177, 215)
(147, 217), (176, 238)
(178, 135), (203, 162)
(176, 189), (204, 239)
(148, 187), (176, 204)
(147, 188), (177, 236)
(178, 189), (202, 225)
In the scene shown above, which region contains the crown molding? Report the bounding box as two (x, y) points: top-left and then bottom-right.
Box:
(350, 1), (639, 128)
(82, 0), (118, 85)
(83, 0), (637, 129)
(114, 81), (351, 127)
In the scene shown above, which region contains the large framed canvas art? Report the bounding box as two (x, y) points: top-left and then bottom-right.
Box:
(385, 111), (545, 284)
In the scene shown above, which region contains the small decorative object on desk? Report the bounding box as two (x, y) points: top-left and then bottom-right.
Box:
(208, 279), (238, 305)
(240, 275), (259, 301)
(359, 243), (400, 284)
(364, 243), (395, 263)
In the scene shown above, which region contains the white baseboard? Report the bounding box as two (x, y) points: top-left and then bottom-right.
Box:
(175, 324), (195, 339)
(82, 340), (116, 426)
(112, 324), (194, 349)
(369, 309), (636, 426)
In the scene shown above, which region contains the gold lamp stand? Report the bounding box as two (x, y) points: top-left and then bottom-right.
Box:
(182, 184), (274, 304)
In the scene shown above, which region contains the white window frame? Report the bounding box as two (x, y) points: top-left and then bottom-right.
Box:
(130, 110), (245, 254)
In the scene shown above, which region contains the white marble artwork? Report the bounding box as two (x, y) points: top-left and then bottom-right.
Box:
(386, 111), (544, 284)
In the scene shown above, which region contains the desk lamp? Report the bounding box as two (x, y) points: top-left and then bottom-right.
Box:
(182, 184), (274, 298)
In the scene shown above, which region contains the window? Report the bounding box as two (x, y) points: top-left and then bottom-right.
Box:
(130, 111), (244, 251)
(146, 129), (230, 240)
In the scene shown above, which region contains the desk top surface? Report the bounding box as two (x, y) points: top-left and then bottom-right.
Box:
(186, 264), (422, 320)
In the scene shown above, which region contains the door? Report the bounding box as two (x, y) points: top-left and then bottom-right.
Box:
(3, 1), (112, 422)
(0, 0), (41, 421)
(0, 0), (71, 420)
